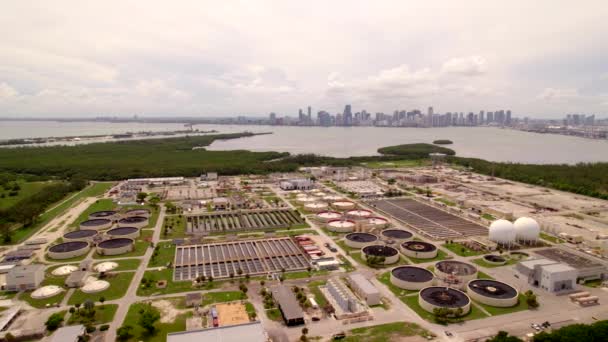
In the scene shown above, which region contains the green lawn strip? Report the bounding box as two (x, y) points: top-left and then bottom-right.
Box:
(265, 308), (282, 321)
(472, 257), (518, 269)
(148, 241), (175, 268)
(68, 272), (134, 305)
(67, 304), (118, 325)
(93, 230), (153, 259)
(361, 159), (429, 169)
(70, 198), (116, 227)
(435, 198), (456, 207)
(3, 182), (113, 245)
(481, 213), (496, 221)
(582, 279), (603, 288)
(540, 232), (564, 244)
(336, 240), (359, 253)
(337, 254), (355, 272)
(343, 322), (432, 342)
(244, 301), (256, 316)
(0, 291), (17, 300)
(136, 268), (224, 296)
(474, 294), (528, 316)
(162, 215), (186, 239)
(376, 272), (419, 300)
(274, 228), (317, 237)
(403, 249), (449, 264)
(281, 270), (327, 280)
(307, 280), (328, 307)
(477, 271), (494, 280)
(403, 295), (488, 323)
(94, 258), (141, 271)
(442, 243), (486, 257)
(121, 301), (189, 342)
(201, 291), (247, 306)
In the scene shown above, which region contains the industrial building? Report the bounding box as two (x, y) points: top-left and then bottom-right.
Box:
(5, 264), (44, 291)
(50, 325), (85, 342)
(346, 273), (381, 306)
(516, 258), (578, 294)
(186, 208), (304, 234)
(534, 248), (607, 282)
(279, 178), (314, 191)
(169, 322), (268, 342)
(270, 285), (305, 326)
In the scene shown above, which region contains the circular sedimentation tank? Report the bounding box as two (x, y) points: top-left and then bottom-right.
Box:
(31, 285), (63, 299)
(118, 216), (148, 228)
(106, 226), (140, 239)
(381, 229), (413, 242)
(401, 241), (438, 259)
(48, 241), (90, 260)
(304, 202), (328, 212)
(51, 265), (78, 276)
(296, 196), (316, 204)
(79, 218), (113, 230)
(331, 201), (356, 211)
(316, 211), (343, 222)
(125, 208), (151, 218)
(435, 260), (478, 286)
(326, 219), (356, 233)
(94, 261), (119, 273)
(97, 238), (134, 256)
(89, 210), (118, 220)
(365, 217), (390, 229)
(419, 287), (471, 315)
(467, 279), (519, 307)
(63, 229), (98, 242)
(345, 232), (378, 248)
(82, 278), (110, 293)
(323, 195), (344, 202)
(390, 266), (435, 290)
(483, 254), (507, 266)
(362, 245), (400, 264)
(345, 209), (373, 220)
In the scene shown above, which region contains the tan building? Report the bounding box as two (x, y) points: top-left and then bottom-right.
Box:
(6, 264), (44, 291)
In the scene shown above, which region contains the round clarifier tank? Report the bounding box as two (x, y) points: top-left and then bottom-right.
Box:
(419, 287), (471, 315)
(326, 219), (356, 233)
(381, 229), (413, 242)
(106, 226), (140, 239)
(89, 210), (118, 220)
(125, 208), (151, 218)
(390, 266), (435, 290)
(435, 260), (478, 287)
(79, 218), (113, 230)
(97, 238), (134, 256)
(345, 209), (373, 220)
(304, 202), (328, 212)
(400, 241), (438, 259)
(345, 232), (379, 248)
(483, 254), (507, 265)
(117, 216), (148, 228)
(467, 279), (519, 307)
(31, 285), (64, 299)
(48, 241), (90, 260)
(316, 211), (343, 222)
(362, 245), (400, 264)
(63, 229), (98, 242)
(331, 201), (356, 211)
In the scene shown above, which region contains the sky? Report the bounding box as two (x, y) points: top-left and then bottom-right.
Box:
(1, 1), (608, 118)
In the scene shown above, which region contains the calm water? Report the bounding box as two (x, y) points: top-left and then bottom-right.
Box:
(1, 121), (608, 164)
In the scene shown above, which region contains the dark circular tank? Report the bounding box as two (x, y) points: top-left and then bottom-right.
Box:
(125, 208), (151, 216)
(467, 279), (518, 299)
(381, 229), (413, 240)
(436, 260), (477, 276)
(391, 266), (434, 283)
(345, 232), (378, 243)
(80, 219), (112, 227)
(63, 230), (98, 239)
(97, 238), (134, 249)
(483, 255), (506, 263)
(107, 227), (139, 236)
(49, 241), (89, 253)
(118, 216), (147, 224)
(362, 245), (398, 257)
(401, 241), (437, 252)
(89, 210), (117, 218)
(420, 287), (471, 308)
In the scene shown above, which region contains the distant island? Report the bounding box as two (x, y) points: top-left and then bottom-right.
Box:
(432, 139), (453, 145)
(377, 143), (456, 157)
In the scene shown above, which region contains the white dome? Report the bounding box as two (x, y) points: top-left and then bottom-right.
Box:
(489, 219), (516, 244)
(514, 217), (540, 241)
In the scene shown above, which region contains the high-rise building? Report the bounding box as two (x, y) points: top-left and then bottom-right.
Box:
(343, 104), (353, 126)
(427, 106), (434, 127)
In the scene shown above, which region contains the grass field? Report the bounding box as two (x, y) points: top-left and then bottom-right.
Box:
(307, 280), (328, 307)
(540, 232), (564, 244)
(162, 215), (186, 239)
(442, 242), (486, 257)
(282, 269), (327, 280)
(343, 322), (432, 341)
(68, 272), (135, 305)
(136, 268), (223, 296)
(361, 159), (430, 169)
(265, 308), (282, 321)
(148, 241), (175, 268)
(0, 180), (53, 210)
(477, 271), (495, 280)
(121, 301), (189, 342)
(19, 275), (68, 309)
(475, 294), (528, 316)
(67, 304), (118, 325)
(201, 291), (247, 306)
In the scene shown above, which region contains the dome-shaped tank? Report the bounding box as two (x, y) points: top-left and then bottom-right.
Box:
(489, 219), (516, 245)
(513, 217), (540, 242)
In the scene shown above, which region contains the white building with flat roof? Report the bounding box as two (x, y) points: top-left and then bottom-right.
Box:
(6, 264), (44, 291)
(167, 322), (267, 342)
(347, 273), (381, 306)
(539, 263), (578, 293)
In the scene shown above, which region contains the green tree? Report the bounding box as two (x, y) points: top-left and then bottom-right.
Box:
(45, 312), (64, 331)
(137, 192), (148, 202)
(486, 331), (524, 342)
(138, 305), (161, 334)
(117, 325), (133, 341)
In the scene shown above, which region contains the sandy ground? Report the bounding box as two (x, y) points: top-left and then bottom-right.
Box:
(151, 299), (190, 323)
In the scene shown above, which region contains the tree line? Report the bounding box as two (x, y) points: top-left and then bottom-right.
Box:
(487, 320), (608, 342)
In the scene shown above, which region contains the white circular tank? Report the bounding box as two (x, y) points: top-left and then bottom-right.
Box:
(327, 219), (356, 233)
(513, 217), (540, 242)
(82, 277), (110, 293)
(323, 195), (344, 202)
(52, 265), (78, 276)
(315, 211), (343, 222)
(31, 285), (64, 299)
(331, 201), (356, 210)
(304, 202), (328, 212)
(94, 261), (119, 273)
(489, 219), (516, 245)
(297, 196), (316, 204)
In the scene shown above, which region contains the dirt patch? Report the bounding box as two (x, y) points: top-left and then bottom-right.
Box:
(151, 299), (189, 323)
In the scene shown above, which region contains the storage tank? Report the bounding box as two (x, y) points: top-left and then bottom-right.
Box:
(419, 287), (471, 315)
(466, 279), (519, 307)
(489, 219), (516, 245)
(390, 266), (434, 290)
(344, 232), (378, 249)
(513, 217), (540, 243)
(361, 245), (400, 265)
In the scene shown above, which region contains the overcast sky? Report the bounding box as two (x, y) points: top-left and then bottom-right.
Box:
(1, 1), (607, 118)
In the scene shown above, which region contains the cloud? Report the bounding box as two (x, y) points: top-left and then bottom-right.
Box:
(537, 87), (580, 101)
(0, 82), (18, 100)
(441, 56), (488, 76)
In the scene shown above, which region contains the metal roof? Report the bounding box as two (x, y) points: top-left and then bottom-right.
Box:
(347, 273), (380, 296)
(167, 321), (266, 342)
(270, 285), (304, 321)
(50, 325), (85, 342)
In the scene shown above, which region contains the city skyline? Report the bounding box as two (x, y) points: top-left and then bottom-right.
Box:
(1, 1), (607, 118)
